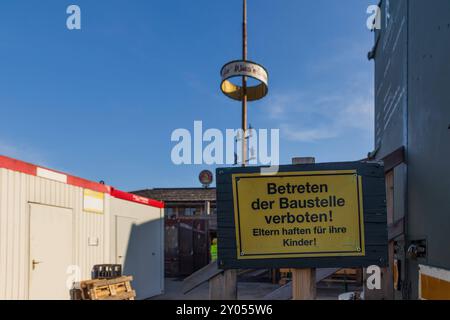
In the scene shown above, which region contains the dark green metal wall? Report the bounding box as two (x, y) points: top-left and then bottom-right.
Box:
(374, 0), (450, 299)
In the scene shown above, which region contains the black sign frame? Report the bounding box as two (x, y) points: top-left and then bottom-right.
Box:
(216, 161), (388, 269)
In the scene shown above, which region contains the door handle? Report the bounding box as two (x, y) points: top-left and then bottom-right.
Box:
(32, 259), (42, 270)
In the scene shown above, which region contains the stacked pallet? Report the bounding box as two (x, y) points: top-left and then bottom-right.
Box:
(73, 276), (136, 300)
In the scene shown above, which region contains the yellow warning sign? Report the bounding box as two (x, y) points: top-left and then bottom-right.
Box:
(232, 170), (365, 259)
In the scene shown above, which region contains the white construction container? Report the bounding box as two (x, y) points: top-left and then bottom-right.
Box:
(0, 155), (164, 300)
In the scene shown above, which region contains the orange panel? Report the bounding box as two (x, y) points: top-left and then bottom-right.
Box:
(421, 274), (450, 300)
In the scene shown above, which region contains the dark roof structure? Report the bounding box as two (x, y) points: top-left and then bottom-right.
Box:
(131, 188), (216, 203)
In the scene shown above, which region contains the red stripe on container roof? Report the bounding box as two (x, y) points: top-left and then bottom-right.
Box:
(0, 155), (37, 176)
(67, 176), (110, 194)
(0, 154), (109, 193)
(0, 155), (163, 208)
(111, 188), (165, 209)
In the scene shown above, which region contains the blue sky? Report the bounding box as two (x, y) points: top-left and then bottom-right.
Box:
(0, 0), (375, 190)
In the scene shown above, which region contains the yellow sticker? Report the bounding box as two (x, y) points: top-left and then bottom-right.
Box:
(232, 170), (365, 259)
(83, 189), (105, 214)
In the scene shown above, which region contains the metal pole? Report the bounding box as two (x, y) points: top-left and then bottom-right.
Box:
(291, 157), (317, 300)
(242, 0), (248, 167)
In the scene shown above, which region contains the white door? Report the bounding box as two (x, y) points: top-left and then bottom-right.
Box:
(29, 204), (73, 300)
(115, 215), (162, 299)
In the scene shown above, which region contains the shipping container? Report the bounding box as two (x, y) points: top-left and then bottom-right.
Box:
(0, 155), (164, 300)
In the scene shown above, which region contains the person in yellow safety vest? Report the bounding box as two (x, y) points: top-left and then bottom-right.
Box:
(210, 238), (218, 262)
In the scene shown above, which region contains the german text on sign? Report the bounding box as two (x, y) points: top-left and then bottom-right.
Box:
(232, 170), (365, 259)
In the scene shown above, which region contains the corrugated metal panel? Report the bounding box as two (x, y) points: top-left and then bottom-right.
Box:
(73, 185), (108, 281)
(0, 169), (29, 299)
(374, 0), (408, 158)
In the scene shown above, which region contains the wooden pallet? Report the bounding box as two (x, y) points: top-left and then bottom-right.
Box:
(76, 276), (136, 300)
